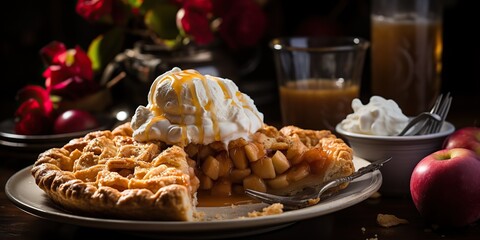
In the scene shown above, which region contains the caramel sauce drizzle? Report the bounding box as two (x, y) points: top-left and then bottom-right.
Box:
(144, 69), (257, 145)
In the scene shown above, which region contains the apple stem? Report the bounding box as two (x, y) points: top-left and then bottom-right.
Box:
(435, 153), (451, 160)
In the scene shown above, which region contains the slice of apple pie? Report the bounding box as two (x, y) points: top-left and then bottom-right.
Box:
(31, 122), (354, 221)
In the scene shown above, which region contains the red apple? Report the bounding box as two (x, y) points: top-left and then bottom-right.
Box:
(53, 109), (99, 134)
(443, 127), (480, 156)
(410, 148), (480, 227)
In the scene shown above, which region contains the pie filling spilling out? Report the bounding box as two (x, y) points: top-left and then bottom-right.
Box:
(31, 68), (355, 221)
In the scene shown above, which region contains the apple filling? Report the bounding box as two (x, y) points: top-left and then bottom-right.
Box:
(186, 125), (355, 201)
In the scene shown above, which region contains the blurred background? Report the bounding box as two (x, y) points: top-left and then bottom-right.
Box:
(1, 0), (478, 127)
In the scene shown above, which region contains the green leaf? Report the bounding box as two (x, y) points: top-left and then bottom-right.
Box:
(144, 3), (179, 40)
(127, 0), (143, 8)
(87, 27), (125, 73)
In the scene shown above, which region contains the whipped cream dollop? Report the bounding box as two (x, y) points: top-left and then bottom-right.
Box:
(131, 67), (264, 146)
(339, 96), (409, 136)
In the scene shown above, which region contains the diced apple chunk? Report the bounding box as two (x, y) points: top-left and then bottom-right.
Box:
(270, 142), (289, 150)
(216, 152), (233, 177)
(230, 168), (251, 183)
(287, 162), (310, 182)
(198, 145), (214, 160)
(229, 147), (248, 169)
(199, 174), (213, 190)
(251, 157), (276, 179)
(243, 175), (267, 192)
(271, 150), (290, 174)
(245, 143), (261, 162)
(211, 179), (232, 197)
(202, 156), (220, 180)
(267, 174), (289, 189)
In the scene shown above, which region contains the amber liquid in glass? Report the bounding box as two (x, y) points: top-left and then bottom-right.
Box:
(371, 16), (442, 116)
(279, 79), (359, 131)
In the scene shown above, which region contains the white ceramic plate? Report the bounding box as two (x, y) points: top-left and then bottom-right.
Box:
(6, 157), (381, 239)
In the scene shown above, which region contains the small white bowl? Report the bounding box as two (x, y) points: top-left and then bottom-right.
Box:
(335, 121), (455, 196)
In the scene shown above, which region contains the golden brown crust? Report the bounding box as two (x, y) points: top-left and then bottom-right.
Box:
(31, 122), (354, 221)
(273, 125), (354, 194)
(31, 123), (198, 221)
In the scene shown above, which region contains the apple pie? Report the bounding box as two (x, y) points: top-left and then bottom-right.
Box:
(31, 122), (354, 221)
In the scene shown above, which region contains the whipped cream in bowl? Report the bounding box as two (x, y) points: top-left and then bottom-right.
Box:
(335, 95), (455, 196)
(131, 67), (264, 147)
(338, 96), (409, 136)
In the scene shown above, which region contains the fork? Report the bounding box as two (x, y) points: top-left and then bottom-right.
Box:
(244, 157), (391, 210)
(397, 112), (441, 136)
(423, 92), (452, 135)
(398, 93), (452, 136)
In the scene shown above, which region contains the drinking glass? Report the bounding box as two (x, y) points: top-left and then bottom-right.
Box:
(371, 0), (443, 116)
(270, 37), (370, 131)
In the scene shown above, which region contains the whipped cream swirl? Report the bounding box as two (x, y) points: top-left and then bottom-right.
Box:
(339, 96), (409, 136)
(131, 67), (264, 146)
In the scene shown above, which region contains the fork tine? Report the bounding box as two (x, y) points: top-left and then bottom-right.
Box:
(398, 113), (428, 136)
(430, 92), (451, 134)
(433, 93), (452, 133)
(399, 113), (440, 136)
(416, 119), (432, 135)
(425, 93), (446, 134)
(423, 98), (439, 134)
(417, 113), (441, 135)
(430, 93), (443, 114)
(412, 117), (434, 135)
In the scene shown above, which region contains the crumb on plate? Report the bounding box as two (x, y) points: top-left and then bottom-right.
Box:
(247, 203), (284, 218)
(193, 211), (206, 221)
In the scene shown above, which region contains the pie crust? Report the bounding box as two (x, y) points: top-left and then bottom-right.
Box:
(31, 123), (354, 221)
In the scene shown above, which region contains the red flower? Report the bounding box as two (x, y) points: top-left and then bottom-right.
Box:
(177, 2), (214, 45)
(41, 41), (93, 81)
(214, 0), (266, 50)
(14, 86), (54, 135)
(40, 41), (99, 100)
(75, 0), (266, 49)
(16, 85), (53, 116)
(76, 0), (113, 22)
(48, 76), (100, 100)
(15, 99), (51, 135)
